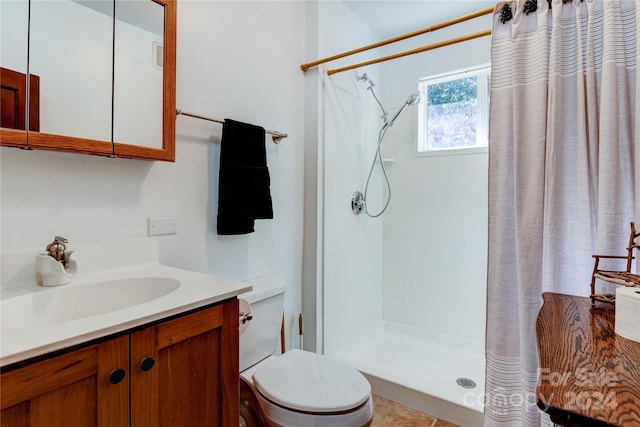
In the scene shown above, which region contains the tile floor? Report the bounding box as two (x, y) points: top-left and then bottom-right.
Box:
(371, 395), (460, 427)
(239, 394), (461, 427)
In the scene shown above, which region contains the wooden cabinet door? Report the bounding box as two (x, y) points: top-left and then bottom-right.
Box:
(0, 67), (39, 133)
(0, 336), (129, 427)
(130, 300), (239, 427)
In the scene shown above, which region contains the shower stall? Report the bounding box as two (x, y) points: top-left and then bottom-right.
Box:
(315, 68), (487, 426)
(303, 3), (491, 425)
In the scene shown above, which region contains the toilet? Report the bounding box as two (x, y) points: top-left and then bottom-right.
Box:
(239, 277), (374, 427)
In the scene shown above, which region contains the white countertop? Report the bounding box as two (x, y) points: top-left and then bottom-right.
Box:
(1, 262), (252, 367)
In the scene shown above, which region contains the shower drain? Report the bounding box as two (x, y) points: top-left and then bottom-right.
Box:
(456, 377), (477, 389)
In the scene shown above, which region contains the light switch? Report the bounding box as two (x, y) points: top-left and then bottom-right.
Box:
(148, 217), (177, 236)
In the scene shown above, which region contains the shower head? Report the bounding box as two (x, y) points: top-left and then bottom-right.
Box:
(388, 93), (421, 125)
(407, 93), (420, 106)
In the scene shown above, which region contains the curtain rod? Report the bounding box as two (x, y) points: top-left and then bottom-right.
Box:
(176, 109), (288, 143)
(327, 29), (492, 76)
(300, 5), (494, 72)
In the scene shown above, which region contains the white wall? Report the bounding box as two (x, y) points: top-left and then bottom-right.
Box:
(375, 12), (492, 343)
(0, 0), (28, 74)
(1, 1), (306, 348)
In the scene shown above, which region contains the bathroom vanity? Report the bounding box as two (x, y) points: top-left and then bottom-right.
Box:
(0, 239), (251, 426)
(1, 300), (238, 426)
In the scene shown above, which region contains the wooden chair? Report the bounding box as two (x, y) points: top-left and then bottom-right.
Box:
(590, 222), (640, 304)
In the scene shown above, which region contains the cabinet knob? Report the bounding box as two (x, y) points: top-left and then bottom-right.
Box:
(109, 368), (126, 384)
(140, 357), (155, 372)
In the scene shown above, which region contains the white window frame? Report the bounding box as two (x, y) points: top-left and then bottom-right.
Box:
(415, 64), (490, 157)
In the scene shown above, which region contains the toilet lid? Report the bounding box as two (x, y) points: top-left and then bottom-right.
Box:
(252, 349), (371, 413)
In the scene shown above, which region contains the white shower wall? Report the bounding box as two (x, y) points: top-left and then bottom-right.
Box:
(382, 151), (488, 343)
(313, 1), (385, 356)
(302, 3), (491, 422)
(311, 1), (491, 353)
(322, 71), (382, 356)
(378, 13), (492, 344)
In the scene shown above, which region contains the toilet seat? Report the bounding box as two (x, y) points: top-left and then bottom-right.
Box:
(252, 349), (371, 413)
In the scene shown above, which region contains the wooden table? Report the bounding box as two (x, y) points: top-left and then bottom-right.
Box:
(536, 293), (640, 427)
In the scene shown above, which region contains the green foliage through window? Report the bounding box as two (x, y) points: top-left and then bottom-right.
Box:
(427, 78), (477, 105)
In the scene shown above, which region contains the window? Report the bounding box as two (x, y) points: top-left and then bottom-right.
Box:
(417, 65), (490, 155)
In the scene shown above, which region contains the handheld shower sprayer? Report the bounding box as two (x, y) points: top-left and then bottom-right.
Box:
(387, 93), (421, 126)
(407, 93), (421, 106)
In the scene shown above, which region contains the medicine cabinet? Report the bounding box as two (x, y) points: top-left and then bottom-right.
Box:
(0, 0), (176, 161)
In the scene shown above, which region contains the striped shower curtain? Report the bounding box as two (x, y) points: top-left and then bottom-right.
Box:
(485, 1), (638, 426)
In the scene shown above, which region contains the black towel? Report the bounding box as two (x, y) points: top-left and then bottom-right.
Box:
(217, 119), (273, 235)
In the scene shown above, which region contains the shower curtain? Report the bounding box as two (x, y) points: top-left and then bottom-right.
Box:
(485, 1), (638, 426)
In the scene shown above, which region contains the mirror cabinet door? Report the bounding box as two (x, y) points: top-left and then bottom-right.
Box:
(113, 0), (164, 150)
(113, 0), (175, 161)
(0, 0), (30, 146)
(27, 0), (114, 154)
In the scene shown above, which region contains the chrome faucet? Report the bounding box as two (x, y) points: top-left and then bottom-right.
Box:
(46, 236), (69, 263)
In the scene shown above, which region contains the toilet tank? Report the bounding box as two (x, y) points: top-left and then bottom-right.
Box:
(239, 276), (286, 371)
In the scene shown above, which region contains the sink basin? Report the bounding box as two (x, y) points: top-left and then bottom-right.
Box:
(2, 277), (180, 327)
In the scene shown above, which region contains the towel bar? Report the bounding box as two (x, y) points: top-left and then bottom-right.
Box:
(176, 109), (287, 143)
